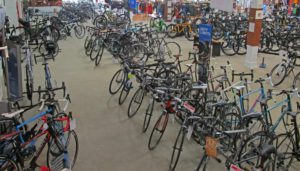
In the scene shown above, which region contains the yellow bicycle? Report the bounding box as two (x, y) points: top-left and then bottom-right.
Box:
(166, 20), (196, 41)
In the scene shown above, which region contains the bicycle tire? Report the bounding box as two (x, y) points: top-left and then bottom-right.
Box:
(166, 24), (178, 38)
(164, 42), (181, 59)
(269, 63), (287, 86)
(293, 72), (300, 90)
(118, 83), (132, 105)
(271, 133), (295, 170)
(94, 15), (107, 29)
(127, 88), (145, 118)
(90, 37), (102, 61)
(95, 45), (105, 66)
(142, 98), (155, 133)
(195, 154), (208, 171)
(84, 35), (90, 49)
(25, 66), (33, 101)
(221, 41), (236, 56)
(238, 131), (272, 170)
(148, 112), (169, 150)
(47, 130), (79, 170)
(169, 127), (186, 171)
(109, 69), (125, 95)
(184, 27), (194, 41)
(0, 156), (20, 171)
(38, 41), (60, 57)
(74, 24), (86, 39)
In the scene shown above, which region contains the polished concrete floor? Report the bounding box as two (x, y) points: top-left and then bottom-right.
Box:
(25, 32), (300, 171)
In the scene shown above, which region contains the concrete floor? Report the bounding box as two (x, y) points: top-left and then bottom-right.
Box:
(24, 33), (300, 171)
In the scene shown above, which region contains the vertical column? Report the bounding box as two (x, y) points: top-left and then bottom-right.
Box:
(166, 0), (172, 21)
(245, 0), (263, 69)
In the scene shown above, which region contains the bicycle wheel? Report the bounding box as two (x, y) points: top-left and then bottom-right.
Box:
(90, 38), (102, 61)
(74, 24), (86, 39)
(195, 154), (209, 171)
(84, 35), (90, 49)
(95, 45), (105, 66)
(127, 88), (145, 118)
(169, 127), (186, 171)
(38, 41), (60, 57)
(212, 22), (224, 40)
(271, 133), (295, 170)
(25, 65), (33, 101)
(94, 15), (107, 29)
(293, 72), (300, 90)
(148, 112), (169, 150)
(0, 156), (20, 171)
(142, 98), (155, 133)
(128, 44), (148, 62)
(221, 41), (236, 56)
(118, 82), (132, 105)
(109, 69), (125, 95)
(269, 64), (287, 86)
(47, 130), (79, 170)
(85, 34), (97, 56)
(238, 131), (272, 170)
(184, 27), (194, 41)
(166, 24), (178, 38)
(164, 42), (181, 59)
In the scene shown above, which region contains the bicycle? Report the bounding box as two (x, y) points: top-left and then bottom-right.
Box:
(270, 51), (300, 86)
(270, 102), (300, 170)
(166, 19), (196, 41)
(0, 95), (78, 170)
(59, 18), (86, 40)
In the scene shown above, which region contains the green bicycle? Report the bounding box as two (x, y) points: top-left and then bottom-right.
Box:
(149, 15), (167, 36)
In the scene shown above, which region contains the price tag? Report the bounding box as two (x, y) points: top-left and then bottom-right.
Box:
(205, 137), (218, 157)
(70, 119), (76, 130)
(183, 102), (195, 113)
(186, 125), (193, 140)
(47, 20), (51, 26)
(230, 164), (244, 171)
(43, 123), (49, 131)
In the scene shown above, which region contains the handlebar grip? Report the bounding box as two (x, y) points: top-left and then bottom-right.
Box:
(251, 69), (254, 81)
(232, 70), (235, 82)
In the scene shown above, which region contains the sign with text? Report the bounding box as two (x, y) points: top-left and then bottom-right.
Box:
(199, 24), (212, 43)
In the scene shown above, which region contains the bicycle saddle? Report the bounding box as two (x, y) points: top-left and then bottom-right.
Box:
(286, 111), (300, 117)
(260, 144), (276, 158)
(173, 54), (182, 58)
(18, 18), (30, 29)
(154, 58), (165, 62)
(242, 112), (262, 120)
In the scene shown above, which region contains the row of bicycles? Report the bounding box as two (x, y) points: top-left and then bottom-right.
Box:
(148, 8), (300, 57)
(0, 8), (82, 171)
(86, 16), (300, 170)
(84, 22), (182, 66)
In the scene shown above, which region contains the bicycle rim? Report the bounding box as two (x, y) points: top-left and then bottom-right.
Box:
(169, 128), (186, 171)
(128, 88), (145, 118)
(148, 112), (169, 150)
(109, 69), (125, 95)
(142, 99), (155, 133)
